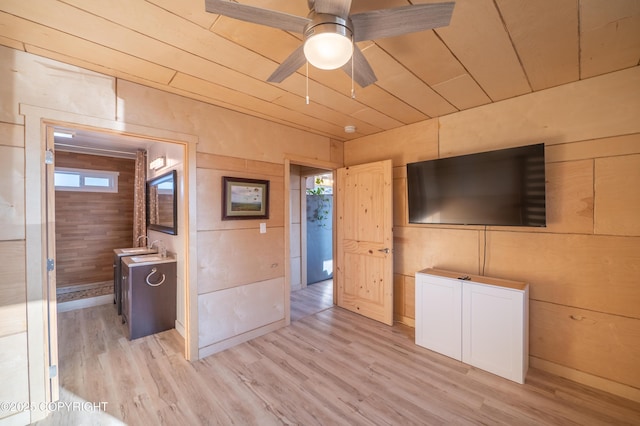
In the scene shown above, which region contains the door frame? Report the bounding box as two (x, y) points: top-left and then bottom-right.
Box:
(284, 155), (342, 324)
(300, 168), (334, 289)
(22, 104), (200, 421)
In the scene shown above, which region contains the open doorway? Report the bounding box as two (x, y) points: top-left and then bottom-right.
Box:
(289, 165), (334, 321)
(46, 125), (190, 398)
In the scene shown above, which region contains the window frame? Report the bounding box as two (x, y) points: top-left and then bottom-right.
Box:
(54, 167), (119, 193)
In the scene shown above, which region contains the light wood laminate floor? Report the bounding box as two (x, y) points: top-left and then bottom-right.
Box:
(37, 293), (640, 425)
(290, 279), (334, 322)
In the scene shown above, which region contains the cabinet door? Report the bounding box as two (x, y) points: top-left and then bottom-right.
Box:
(415, 273), (462, 360)
(462, 282), (526, 383)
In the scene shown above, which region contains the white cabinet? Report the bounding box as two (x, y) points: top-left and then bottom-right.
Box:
(415, 268), (529, 384)
(415, 273), (462, 360)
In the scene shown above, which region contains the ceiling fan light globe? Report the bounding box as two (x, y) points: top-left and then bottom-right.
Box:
(303, 26), (353, 70)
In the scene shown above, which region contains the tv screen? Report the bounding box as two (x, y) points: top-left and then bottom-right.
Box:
(407, 143), (546, 226)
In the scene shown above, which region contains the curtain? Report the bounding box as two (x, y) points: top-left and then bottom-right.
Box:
(133, 149), (147, 247)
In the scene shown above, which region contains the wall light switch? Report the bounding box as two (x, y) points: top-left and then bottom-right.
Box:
(260, 223), (266, 234)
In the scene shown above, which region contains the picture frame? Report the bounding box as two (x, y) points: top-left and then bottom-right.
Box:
(222, 176), (270, 220)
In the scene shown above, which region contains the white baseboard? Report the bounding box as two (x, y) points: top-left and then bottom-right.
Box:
(175, 320), (185, 338)
(57, 294), (113, 313)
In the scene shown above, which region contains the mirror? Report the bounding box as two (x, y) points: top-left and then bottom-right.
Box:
(147, 170), (177, 235)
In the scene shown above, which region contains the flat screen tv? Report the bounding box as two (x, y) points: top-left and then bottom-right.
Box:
(407, 143), (546, 226)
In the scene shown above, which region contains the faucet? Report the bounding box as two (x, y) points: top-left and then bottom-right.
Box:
(149, 239), (166, 257)
(136, 235), (148, 247)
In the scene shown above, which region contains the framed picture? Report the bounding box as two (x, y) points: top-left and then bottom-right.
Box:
(222, 176), (270, 220)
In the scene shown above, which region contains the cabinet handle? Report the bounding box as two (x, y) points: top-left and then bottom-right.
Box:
(378, 248), (390, 254)
(146, 267), (166, 287)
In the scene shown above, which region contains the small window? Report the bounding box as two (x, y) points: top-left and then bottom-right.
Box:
(54, 167), (119, 193)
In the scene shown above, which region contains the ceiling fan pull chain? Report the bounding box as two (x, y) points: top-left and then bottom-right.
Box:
(306, 61), (310, 105)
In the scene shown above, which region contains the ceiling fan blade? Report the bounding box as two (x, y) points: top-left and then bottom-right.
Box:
(313, 0), (352, 17)
(341, 45), (377, 88)
(351, 2), (455, 42)
(267, 45), (307, 83)
(205, 0), (310, 33)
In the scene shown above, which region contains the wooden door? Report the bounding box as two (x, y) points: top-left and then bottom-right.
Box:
(335, 160), (393, 325)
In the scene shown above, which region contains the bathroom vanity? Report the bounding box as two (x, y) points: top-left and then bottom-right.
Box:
(121, 254), (177, 340)
(113, 247), (157, 315)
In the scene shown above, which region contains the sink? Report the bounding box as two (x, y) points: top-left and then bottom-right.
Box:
(129, 255), (165, 262)
(120, 247), (152, 253)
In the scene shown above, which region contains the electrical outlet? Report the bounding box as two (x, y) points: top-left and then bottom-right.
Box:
(260, 223), (266, 233)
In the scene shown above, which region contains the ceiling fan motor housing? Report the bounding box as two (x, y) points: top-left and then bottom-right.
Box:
(303, 13), (354, 70)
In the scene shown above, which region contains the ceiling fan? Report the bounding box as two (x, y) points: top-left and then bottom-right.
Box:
(205, 0), (455, 88)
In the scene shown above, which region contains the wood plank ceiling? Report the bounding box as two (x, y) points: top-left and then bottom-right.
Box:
(1, 0), (638, 141)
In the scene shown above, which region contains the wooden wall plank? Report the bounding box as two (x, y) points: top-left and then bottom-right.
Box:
(329, 140), (343, 166)
(169, 72), (348, 140)
(530, 300), (640, 389)
(198, 277), (285, 347)
(497, 0), (579, 90)
(393, 274), (405, 320)
(0, 44), (116, 125)
(433, 0), (531, 101)
(55, 152), (135, 287)
(394, 226), (480, 277)
(196, 153), (247, 173)
(196, 153), (284, 177)
(544, 160), (594, 234)
(392, 171), (407, 227)
(595, 154), (640, 236)
(344, 119), (439, 167)
(486, 231), (640, 319)
(0, 241), (26, 337)
(0, 146), (25, 241)
(0, 122), (23, 148)
(0, 333), (29, 421)
(116, 80), (331, 163)
(546, 133), (640, 163)
(197, 228), (285, 294)
(438, 67), (640, 155)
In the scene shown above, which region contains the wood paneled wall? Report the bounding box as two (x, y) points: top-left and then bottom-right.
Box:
(196, 153), (286, 357)
(55, 151), (136, 287)
(344, 67), (640, 400)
